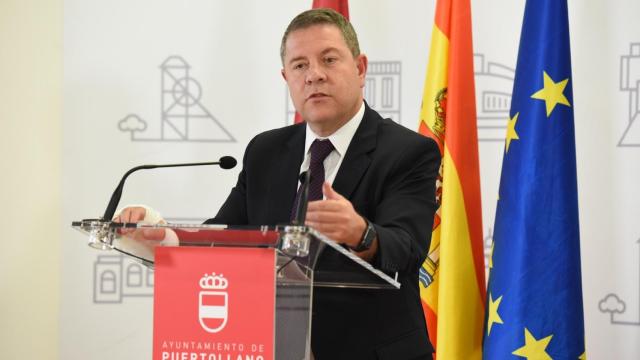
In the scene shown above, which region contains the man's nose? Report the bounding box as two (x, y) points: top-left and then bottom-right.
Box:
(305, 63), (326, 84)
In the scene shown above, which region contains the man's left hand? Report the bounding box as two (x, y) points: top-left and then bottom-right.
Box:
(305, 182), (367, 249)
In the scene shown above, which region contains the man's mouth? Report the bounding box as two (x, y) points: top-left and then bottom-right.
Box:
(307, 92), (329, 100)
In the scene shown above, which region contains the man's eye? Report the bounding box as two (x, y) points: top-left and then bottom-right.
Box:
(293, 63), (306, 70)
(325, 57), (337, 64)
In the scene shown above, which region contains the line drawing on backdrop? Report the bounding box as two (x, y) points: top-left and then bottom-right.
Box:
(92, 217), (204, 304)
(483, 227), (493, 273)
(285, 61), (402, 125)
(474, 53), (515, 142)
(365, 62), (402, 122)
(94, 254), (153, 304)
(619, 42), (640, 147)
(118, 55), (236, 143)
(599, 238), (640, 326)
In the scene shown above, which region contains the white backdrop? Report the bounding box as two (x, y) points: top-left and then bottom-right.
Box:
(62, 0), (640, 358)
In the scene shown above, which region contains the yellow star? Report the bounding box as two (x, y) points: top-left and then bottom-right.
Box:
(487, 293), (504, 335)
(505, 112), (520, 153)
(512, 328), (554, 360)
(578, 351), (586, 360)
(531, 71), (571, 117)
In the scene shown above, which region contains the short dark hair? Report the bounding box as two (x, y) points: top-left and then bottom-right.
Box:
(280, 8), (360, 64)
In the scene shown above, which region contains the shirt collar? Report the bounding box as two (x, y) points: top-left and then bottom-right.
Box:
(304, 101), (365, 157)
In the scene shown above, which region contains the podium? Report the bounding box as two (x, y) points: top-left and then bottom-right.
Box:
(72, 220), (400, 360)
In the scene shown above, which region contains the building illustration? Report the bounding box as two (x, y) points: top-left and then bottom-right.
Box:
(619, 42), (640, 147)
(474, 53), (515, 142)
(364, 61), (402, 123)
(94, 254), (153, 304)
(483, 227), (494, 273)
(118, 55), (235, 143)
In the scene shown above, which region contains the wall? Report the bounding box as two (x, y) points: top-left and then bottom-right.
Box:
(0, 0), (62, 359)
(1, 0), (639, 358)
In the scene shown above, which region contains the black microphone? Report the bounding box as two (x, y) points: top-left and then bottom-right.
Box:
(101, 156), (237, 221)
(292, 171), (311, 225)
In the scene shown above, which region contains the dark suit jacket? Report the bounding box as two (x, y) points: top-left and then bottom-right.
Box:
(208, 103), (440, 360)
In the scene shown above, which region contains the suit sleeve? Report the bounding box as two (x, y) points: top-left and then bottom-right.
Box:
(372, 137), (440, 274)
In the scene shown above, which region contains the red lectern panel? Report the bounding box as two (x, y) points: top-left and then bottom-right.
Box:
(153, 247), (276, 360)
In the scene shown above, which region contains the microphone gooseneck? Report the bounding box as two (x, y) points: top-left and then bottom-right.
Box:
(293, 171), (311, 225)
(101, 156), (237, 221)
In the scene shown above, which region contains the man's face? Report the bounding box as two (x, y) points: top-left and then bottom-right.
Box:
(282, 24), (367, 132)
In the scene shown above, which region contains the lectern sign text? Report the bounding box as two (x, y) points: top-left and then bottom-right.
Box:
(153, 247), (275, 360)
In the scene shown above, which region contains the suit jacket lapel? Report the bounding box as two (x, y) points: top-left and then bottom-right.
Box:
(266, 124), (306, 224)
(332, 104), (378, 200)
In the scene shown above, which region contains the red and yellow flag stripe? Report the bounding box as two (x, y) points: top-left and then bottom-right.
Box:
(418, 0), (486, 358)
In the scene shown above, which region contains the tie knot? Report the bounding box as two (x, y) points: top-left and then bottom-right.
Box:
(310, 139), (334, 165)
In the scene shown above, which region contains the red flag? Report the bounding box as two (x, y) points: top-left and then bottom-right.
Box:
(312, 0), (349, 18)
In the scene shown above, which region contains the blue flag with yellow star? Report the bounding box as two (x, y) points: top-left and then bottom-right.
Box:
(483, 0), (586, 359)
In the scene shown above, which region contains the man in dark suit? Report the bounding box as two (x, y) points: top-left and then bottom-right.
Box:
(210, 8), (440, 360)
(118, 8), (439, 359)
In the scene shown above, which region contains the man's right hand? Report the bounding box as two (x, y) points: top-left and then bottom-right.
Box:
(114, 206), (147, 223)
(114, 206), (166, 241)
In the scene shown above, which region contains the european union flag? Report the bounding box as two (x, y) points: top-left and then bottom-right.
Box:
(483, 0), (586, 359)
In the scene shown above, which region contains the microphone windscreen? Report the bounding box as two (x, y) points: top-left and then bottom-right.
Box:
(219, 156), (237, 169)
(299, 171), (309, 183)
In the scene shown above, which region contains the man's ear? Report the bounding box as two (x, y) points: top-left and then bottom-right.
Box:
(356, 54), (368, 86)
(281, 68), (287, 81)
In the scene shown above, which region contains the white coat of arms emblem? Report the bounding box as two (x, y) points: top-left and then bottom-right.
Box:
(198, 272), (229, 333)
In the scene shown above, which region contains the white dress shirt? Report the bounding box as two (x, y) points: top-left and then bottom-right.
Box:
(298, 101), (365, 195)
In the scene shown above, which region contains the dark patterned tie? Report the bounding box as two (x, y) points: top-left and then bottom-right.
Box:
(290, 139), (335, 221)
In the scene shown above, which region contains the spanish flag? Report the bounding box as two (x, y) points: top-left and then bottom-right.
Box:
(417, 0), (486, 358)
